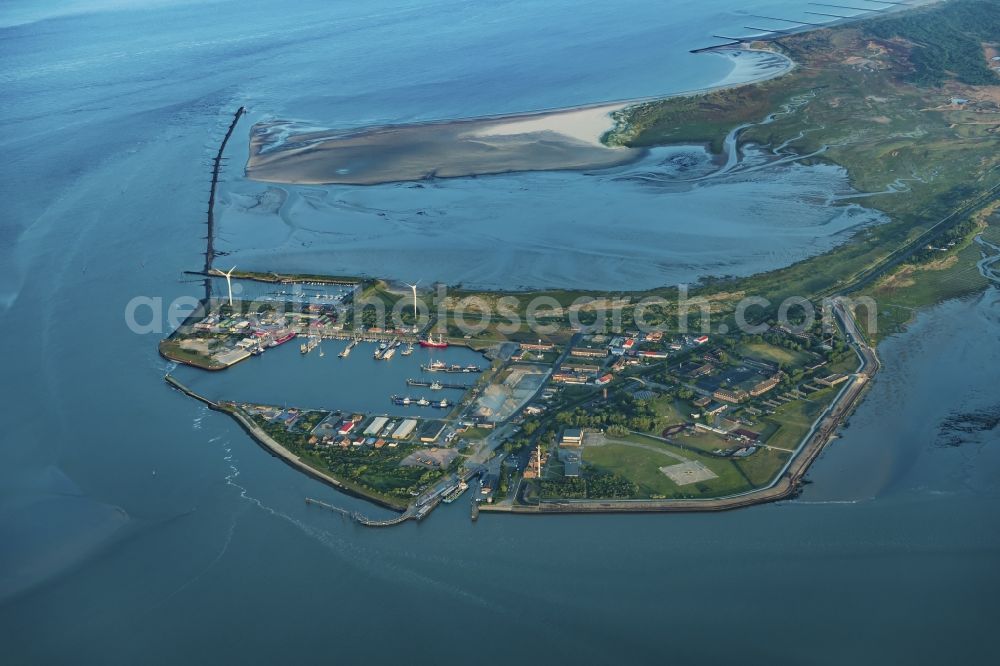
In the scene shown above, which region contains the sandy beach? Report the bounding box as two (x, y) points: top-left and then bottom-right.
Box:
(246, 48), (793, 186)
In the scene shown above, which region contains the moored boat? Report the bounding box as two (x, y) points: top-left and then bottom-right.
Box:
(419, 334), (448, 349)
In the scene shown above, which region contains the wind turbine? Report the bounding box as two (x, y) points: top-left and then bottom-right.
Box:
(405, 281), (420, 316)
(223, 265), (237, 307)
(404, 281), (420, 332)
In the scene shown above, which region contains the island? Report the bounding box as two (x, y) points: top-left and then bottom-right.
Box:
(161, 0), (1000, 524)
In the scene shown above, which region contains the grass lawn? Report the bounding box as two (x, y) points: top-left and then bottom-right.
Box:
(583, 435), (751, 499)
(462, 427), (494, 441)
(738, 341), (812, 369)
(650, 395), (688, 425)
(674, 429), (730, 455)
(825, 351), (863, 376)
(734, 447), (791, 488)
(760, 392), (835, 451)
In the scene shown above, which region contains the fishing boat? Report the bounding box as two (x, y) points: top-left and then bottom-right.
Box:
(430, 381), (443, 390)
(401, 343), (414, 356)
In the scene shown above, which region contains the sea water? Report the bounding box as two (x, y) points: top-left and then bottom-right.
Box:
(1, 1), (997, 662)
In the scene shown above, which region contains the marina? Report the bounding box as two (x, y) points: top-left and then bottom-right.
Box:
(168, 338), (486, 418)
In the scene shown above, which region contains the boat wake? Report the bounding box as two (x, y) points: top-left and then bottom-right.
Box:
(217, 440), (502, 610)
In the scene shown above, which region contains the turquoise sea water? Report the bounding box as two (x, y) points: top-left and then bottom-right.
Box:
(1, 1), (998, 663)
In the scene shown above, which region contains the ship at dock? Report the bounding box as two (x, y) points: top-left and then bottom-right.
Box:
(269, 331), (296, 347)
(375, 339), (401, 360)
(419, 333), (448, 349)
(421, 360), (483, 374)
(442, 481), (469, 503)
(300, 336), (320, 354)
(338, 338), (358, 358)
(391, 395), (453, 408)
(406, 378), (473, 391)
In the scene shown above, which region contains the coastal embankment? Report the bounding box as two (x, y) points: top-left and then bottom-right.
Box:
(164, 374), (411, 516)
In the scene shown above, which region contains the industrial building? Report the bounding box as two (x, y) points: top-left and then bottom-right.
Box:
(392, 419), (418, 440)
(363, 416), (389, 436)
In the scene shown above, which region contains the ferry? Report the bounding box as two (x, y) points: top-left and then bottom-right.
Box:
(442, 481), (469, 503)
(419, 334), (448, 349)
(382, 346), (396, 360)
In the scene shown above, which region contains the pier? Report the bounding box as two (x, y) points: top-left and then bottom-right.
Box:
(304, 497), (415, 527)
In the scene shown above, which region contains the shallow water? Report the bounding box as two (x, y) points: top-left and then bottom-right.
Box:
(218, 144), (887, 290)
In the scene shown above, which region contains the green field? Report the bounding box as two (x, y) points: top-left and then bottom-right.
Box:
(582, 435), (753, 499)
(738, 342), (812, 369)
(650, 395), (689, 425)
(735, 447), (792, 488)
(759, 391), (836, 452)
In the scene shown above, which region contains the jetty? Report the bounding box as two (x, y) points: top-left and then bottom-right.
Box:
(204, 107), (245, 298)
(304, 497), (414, 527)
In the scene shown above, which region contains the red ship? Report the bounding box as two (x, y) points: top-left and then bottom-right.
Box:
(270, 331), (296, 347)
(419, 334), (448, 349)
